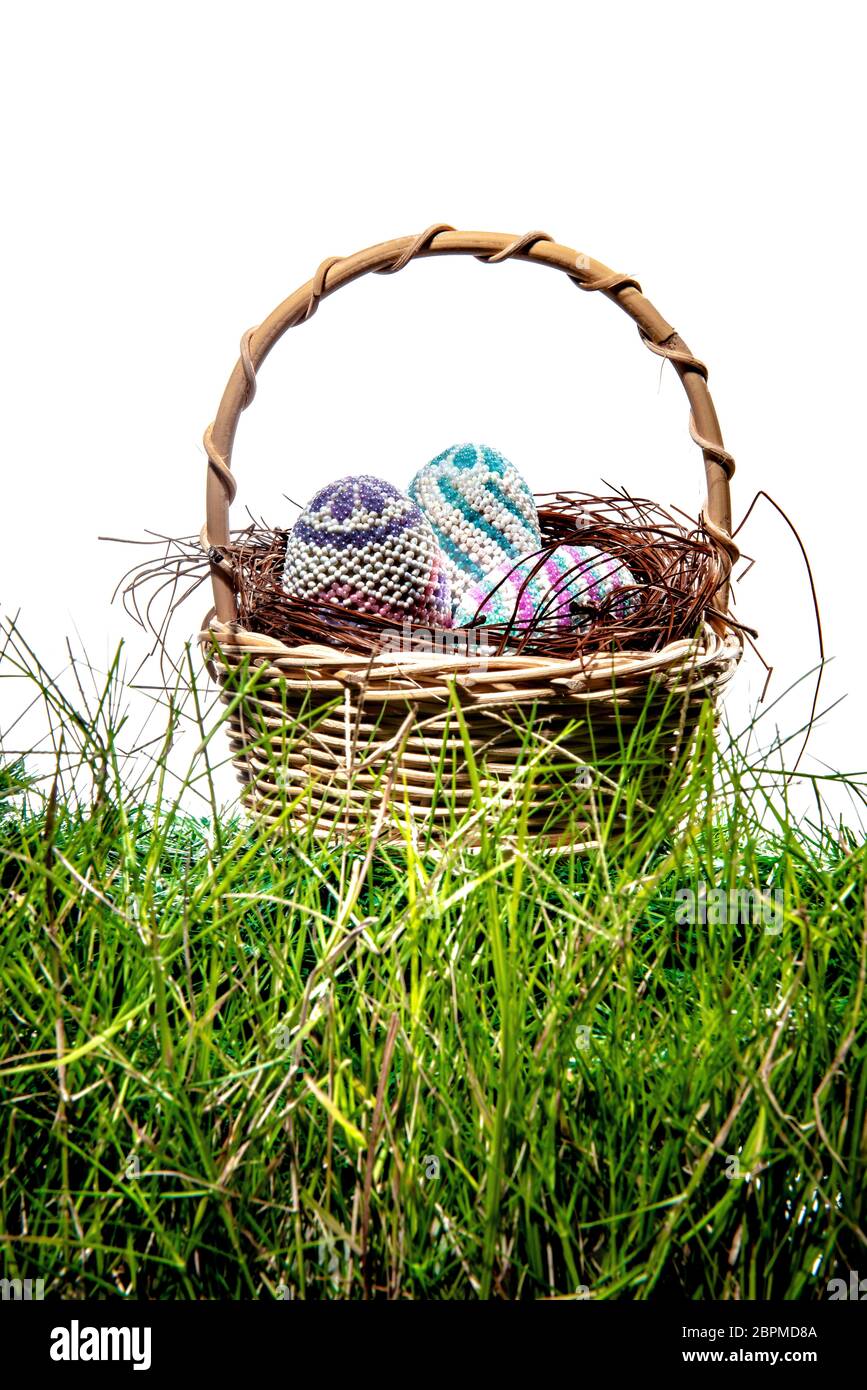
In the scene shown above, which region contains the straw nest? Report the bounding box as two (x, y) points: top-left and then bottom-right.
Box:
(168, 489), (751, 662)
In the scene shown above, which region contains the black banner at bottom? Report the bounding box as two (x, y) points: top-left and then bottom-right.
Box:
(1, 1297), (864, 1377)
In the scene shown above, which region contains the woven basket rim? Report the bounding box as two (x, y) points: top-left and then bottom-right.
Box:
(202, 618), (743, 692)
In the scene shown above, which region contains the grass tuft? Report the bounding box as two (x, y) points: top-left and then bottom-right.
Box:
(1, 627), (865, 1299)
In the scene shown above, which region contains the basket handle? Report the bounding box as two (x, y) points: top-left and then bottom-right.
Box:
(204, 226), (736, 624)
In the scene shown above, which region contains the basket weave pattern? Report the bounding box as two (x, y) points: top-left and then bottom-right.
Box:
(200, 228), (742, 842)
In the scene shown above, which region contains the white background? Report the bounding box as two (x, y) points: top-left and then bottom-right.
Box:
(1, 1), (864, 823)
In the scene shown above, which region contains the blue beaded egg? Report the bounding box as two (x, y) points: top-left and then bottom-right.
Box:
(282, 475), (452, 626)
(453, 543), (639, 631)
(408, 444), (541, 616)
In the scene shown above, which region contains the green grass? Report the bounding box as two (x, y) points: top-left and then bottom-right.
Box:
(1, 625), (865, 1299)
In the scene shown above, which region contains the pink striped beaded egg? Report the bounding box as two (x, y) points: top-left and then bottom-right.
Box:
(453, 543), (638, 631)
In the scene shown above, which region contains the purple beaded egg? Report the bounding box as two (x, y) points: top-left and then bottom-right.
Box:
(453, 543), (638, 631)
(282, 475), (452, 627)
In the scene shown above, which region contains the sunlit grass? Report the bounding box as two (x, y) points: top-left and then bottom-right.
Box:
(0, 623), (865, 1299)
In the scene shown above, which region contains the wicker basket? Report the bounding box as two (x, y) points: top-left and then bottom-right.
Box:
(200, 227), (742, 845)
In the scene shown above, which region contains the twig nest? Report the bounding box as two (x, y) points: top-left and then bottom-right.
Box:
(453, 543), (639, 631)
(282, 475), (452, 626)
(408, 444), (541, 615)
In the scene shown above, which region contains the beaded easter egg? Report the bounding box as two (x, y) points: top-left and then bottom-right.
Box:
(282, 475), (452, 626)
(453, 543), (639, 632)
(408, 444), (541, 615)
